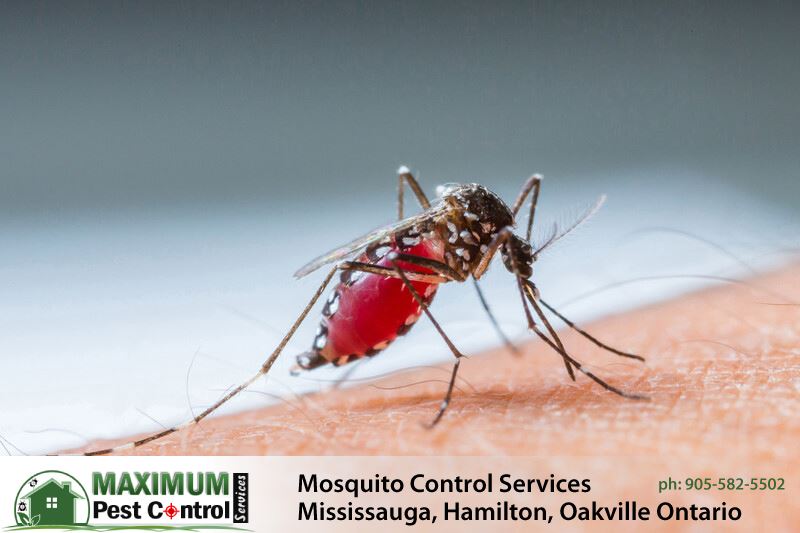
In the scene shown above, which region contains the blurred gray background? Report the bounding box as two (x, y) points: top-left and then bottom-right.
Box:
(1, 1), (799, 453)
(2, 0), (798, 218)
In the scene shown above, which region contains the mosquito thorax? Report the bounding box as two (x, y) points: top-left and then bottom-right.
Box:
(438, 183), (515, 226)
(435, 183), (516, 276)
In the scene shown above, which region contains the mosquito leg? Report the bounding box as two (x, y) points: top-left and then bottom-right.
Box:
(510, 174), (542, 242)
(81, 266), (340, 456)
(321, 258), (458, 392)
(512, 273), (573, 379)
(494, 230), (575, 379)
(397, 166), (431, 220)
(510, 274), (574, 380)
(428, 359), (461, 427)
(527, 289), (576, 381)
(394, 250), (518, 356)
(518, 281), (646, 400)
(389, 252), (463, 281)
(467, 222), (574, 376)
(538, 296), (645, 362)
(472, 226), (513, 279)
(472, 279), (519, 355)
(341, 260), (449, 284)
(390, 259), (467, 427)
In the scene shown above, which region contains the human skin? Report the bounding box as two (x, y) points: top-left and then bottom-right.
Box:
(76, 265), (800, 460)
(72, 266), (799, 530)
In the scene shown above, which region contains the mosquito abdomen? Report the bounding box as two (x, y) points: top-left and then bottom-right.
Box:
(295, 238), (443, 371)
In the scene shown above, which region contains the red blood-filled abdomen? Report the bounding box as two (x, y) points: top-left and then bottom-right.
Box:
(316, 239), (443, 365)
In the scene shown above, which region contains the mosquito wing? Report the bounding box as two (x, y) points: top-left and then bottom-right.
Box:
(532, 194), (606, 259)
(294, 207), (444, 278)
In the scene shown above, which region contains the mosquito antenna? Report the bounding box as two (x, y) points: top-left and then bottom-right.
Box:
(533, 194), (606, 259)
(533, 222), (558, 259)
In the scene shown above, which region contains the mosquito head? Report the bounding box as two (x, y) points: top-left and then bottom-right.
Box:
(501, 233), (534, 278)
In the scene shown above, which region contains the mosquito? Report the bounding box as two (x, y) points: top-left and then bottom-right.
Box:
(81, 166), (645, 455)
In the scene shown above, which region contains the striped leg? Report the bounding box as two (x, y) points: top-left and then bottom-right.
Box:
(397, 165), (431, 220)
(81, 266), (340, 455)
(520, 280), (647, 400)
(388, 256), (468, 427)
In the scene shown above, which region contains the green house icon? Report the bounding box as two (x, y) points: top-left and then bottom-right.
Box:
(19, 478), (84, 526)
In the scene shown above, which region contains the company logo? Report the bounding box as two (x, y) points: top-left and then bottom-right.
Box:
(9, 470), (249, 531)
(14, 471), (90, 527)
